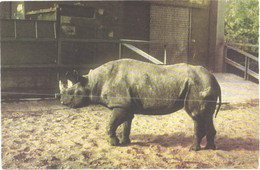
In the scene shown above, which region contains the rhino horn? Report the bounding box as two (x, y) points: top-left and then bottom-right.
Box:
(67, 79), (73, 88)
(59, 80), (67, 91)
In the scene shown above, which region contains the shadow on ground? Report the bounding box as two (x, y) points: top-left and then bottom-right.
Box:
(130, 132), (259, 151)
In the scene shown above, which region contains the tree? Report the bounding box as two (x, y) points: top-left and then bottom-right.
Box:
(225, 0), (259, 55)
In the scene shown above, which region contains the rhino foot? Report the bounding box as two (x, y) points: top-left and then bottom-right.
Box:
(120, 138), (131, 145)
(109, 137), (120, 146)
(204, 144), (216, 150)
(189, 145), (201, 151)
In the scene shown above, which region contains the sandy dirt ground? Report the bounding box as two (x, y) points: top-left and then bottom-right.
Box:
(1, 74), (259, 169)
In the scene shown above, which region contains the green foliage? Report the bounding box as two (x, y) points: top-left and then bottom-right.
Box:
(225, 0), (259, 54)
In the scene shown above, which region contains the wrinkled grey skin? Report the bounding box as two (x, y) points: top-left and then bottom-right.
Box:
(59, 59), (221, 151)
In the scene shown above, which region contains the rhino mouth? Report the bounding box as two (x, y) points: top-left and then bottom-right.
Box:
(68, 104), (77, 108)
(61, 100), (87, 108)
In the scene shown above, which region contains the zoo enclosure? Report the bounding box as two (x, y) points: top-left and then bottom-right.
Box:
(1, 1), (224, 99)
(1, 18), (165, 68)
(1, 18), (167, 99)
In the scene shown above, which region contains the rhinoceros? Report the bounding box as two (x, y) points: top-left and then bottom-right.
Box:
(59, 58), (221, 151)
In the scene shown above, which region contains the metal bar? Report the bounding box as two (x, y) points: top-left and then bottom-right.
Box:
(35, 21), (38, 39)
(61, 38), (152, 44)
(187, 8), (192, 64)
(226, 42), (259, 48)
(1, 38), (57, 42)
(244, 56), (248, 80)
(223, 45), (228, 72)
(61, 38), (120, 43)
(226, 45), (258, 62)
(225, 58), (245, 72)
(1, 64), (100, 69)
(2, 64), (59, 69)
(120, 39), (150, 44)
(122, 43), (163, 64)
(56, 7), (62, 65)
(14, 20), (17, 39)
(163, 44), (167, 64)
(225, 45), (259, 80)
(118, 43), (122, 59)
(56, 72), (60, 93)
(54, 22), (57, 39)
(248, 69), (259, 79)
(0, 18), (60, 23)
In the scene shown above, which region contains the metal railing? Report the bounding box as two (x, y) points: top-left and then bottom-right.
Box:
(1, 19), (167, 69)
(0, 19), (57, 41)
(224, 44), (259, 80)
(58, 38), (167, 66)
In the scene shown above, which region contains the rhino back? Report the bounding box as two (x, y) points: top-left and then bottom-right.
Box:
(88, 59), (190, 113)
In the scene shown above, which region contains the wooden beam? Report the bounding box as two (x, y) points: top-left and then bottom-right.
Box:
(1, 64), (100, 70)
(225, 58), (245, 72)
(226, 45), (258, 62)
(1, 38), (57, 42)
(122, 43), (163, 64)
(248, 69), (259, 80)
(225, 58), (259, 80)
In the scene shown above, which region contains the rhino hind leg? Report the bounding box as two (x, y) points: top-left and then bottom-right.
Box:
(191, 114), (217, 151)
(189, 117), (207, 151)
(186, 95), (217, 151)
(204, 101), (217, 150)
(205, 119), (216, 150)
(203, 95), (217, 150)
(108, 108), (133, 146)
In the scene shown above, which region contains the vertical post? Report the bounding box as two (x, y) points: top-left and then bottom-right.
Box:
(208, 0), (225, 72)
(35, 21), (38, 39)
(187, 8), (192, 64)
(248, 58), (250, 78)
(244, 55), (248, 80)
(163, 44), (167, 64)
(223, 45), (227, 72)
(14, 20), (17, 39)
(119, 42), (122, 59)
(54, 22), (57, 39)
(56, 6), (62, 94)
(56, 7), (62, 65)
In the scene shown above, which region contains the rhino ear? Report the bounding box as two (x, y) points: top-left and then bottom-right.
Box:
(71, 70), (80, 82)
(65, 70), (79, 83)
(78, 75), (88, 86)
(59, 80), (67, 91)
(67, 79), (73, 88)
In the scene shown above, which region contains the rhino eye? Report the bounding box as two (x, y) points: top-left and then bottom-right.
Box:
(75, 91), (81, 95)
(67, 90), (74, 95)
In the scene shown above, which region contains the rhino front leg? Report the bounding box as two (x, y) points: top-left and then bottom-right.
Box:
(121, 114), (134, 145)
(108, 108), (130, 146)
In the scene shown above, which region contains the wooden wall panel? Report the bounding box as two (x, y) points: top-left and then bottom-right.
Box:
(1, 42), (57, 65)
(1, 70), (57, 98)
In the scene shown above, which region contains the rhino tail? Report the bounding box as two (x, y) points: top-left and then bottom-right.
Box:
(214, 82), (222, 118)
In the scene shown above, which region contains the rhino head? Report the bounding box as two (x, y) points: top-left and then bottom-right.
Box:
(59, 70), (89, 108)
